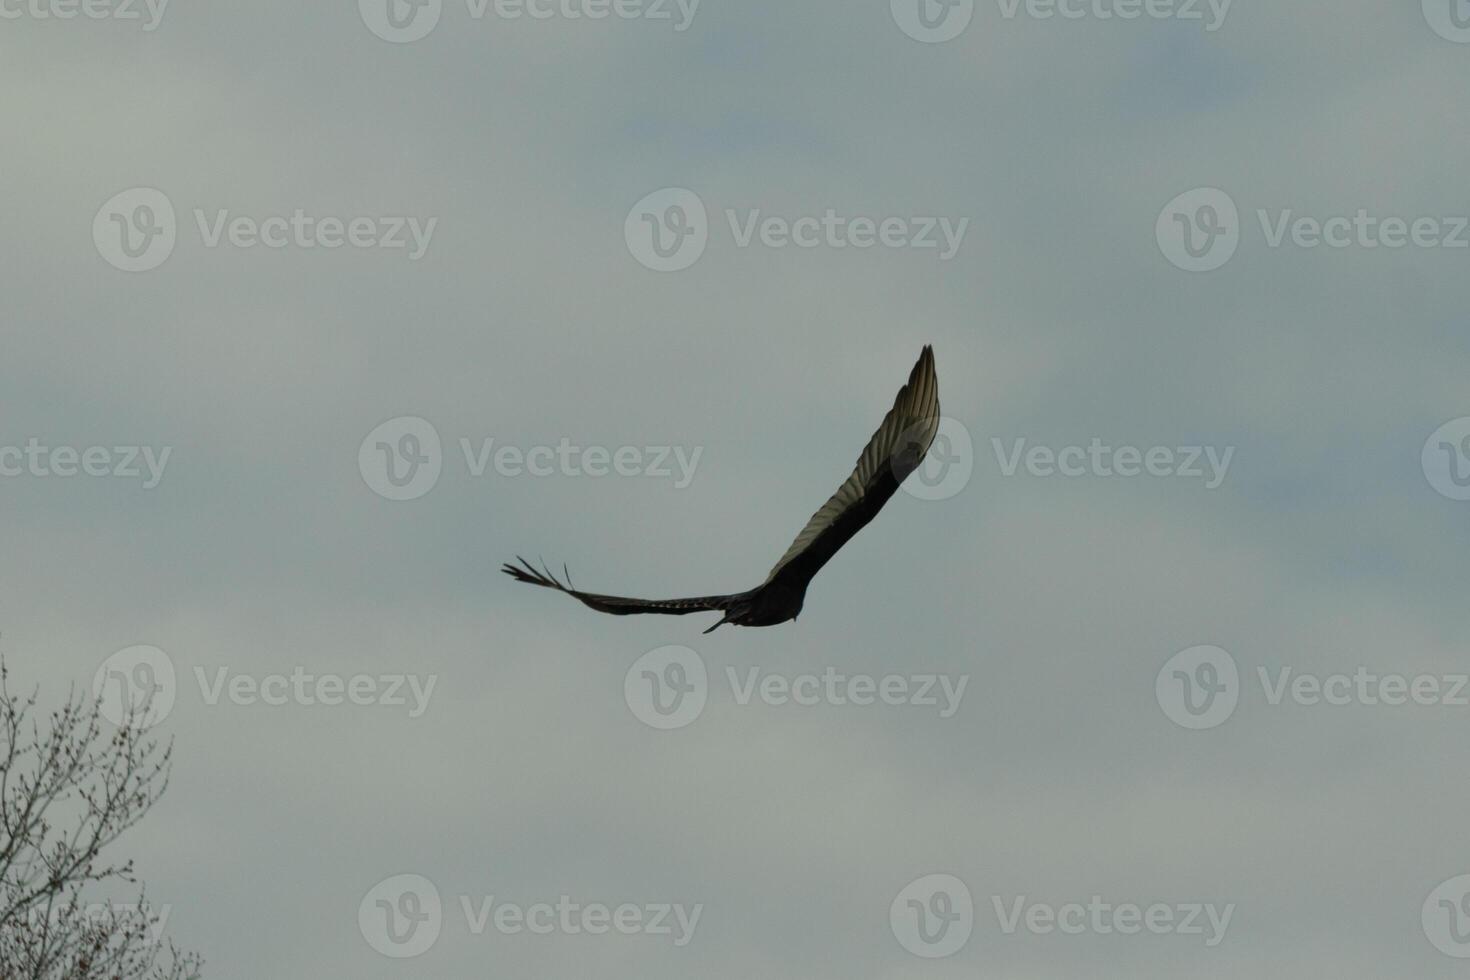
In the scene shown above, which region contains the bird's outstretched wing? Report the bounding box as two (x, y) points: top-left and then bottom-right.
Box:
(501, 557), (739, 617)
(762, 345), (940, 587)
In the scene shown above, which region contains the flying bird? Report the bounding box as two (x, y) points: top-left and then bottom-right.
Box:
(503, 346), (940, 632)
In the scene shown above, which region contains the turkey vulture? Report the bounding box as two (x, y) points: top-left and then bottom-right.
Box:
(503, 346), (940, 632)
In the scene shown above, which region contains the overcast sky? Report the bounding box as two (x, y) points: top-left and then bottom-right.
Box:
(3, 0), (1470, 977)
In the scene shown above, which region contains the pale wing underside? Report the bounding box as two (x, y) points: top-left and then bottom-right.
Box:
(763, 345), (940, 583)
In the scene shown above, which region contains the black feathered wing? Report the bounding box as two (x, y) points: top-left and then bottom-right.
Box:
(761, 345), (940, 589)
(501, 558), (740, 617)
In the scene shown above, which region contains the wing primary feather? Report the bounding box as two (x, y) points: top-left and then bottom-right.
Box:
(502, 556), (738, 619)
(761, 345), (940, 584)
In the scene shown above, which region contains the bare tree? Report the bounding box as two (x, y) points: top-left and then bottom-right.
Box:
(0, 658), (201, 980)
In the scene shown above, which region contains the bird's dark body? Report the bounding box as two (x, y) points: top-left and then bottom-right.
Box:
(503, 346), (939, 633)
(719, 575), (806, 629)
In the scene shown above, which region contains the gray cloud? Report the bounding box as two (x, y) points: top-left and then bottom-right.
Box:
(2, 1), (1469, 977)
